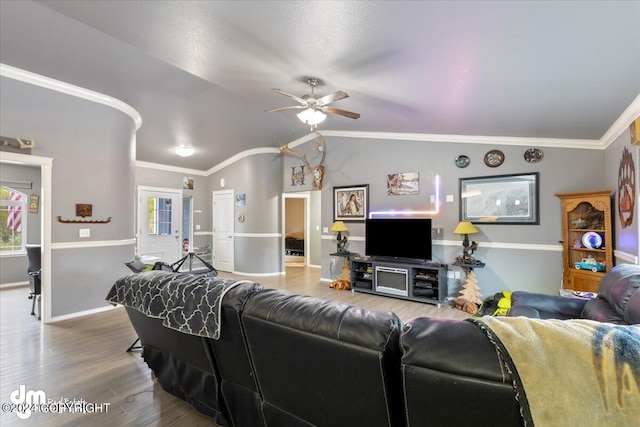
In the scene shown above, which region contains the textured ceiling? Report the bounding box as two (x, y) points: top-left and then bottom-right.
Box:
(1, 1), (639, 171)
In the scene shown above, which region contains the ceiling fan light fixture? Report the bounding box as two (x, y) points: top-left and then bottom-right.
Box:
(175, 145), (195, 157)
(297, 108), (326, 126)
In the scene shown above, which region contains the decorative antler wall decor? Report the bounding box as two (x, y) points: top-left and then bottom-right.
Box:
(0, 136), (35, 154)
(279, 132), (326, 189)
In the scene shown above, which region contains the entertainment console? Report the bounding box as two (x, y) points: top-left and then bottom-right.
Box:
(350, 258), (448, 307)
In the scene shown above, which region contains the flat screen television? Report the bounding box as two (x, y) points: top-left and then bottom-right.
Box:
(365, 218), (432, 261)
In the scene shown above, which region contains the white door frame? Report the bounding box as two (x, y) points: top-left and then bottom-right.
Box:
(282, 191), (310, 268)
(212, 189), (235, 272)
(0, 152), (53, 322)
(136, 185), (183, 262)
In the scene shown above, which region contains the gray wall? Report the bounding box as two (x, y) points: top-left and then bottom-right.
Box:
(210, 153), (283, 274)
(309, 190), (322, 267)
(604, 130), (639, 262)
(1, 76), (136, 317)
(0, 163), (42, 284)
(257, 134), (611, 297)
(290, 135), (606, 298)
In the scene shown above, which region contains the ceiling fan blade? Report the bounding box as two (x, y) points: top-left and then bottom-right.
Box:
(271, 88), (307, 104)
(265, 105), (306, 113)
(316, 90), (349, 106)
(322, 107), (360, 119)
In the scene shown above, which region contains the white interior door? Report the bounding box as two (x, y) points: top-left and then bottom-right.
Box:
(213, 190), (234, 272)
(137, 187), (182, 263)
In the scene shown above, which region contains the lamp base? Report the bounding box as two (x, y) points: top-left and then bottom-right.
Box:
(336, 232), (347, 253)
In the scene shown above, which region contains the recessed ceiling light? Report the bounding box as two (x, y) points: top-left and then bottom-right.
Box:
(175, 145), (195, 157)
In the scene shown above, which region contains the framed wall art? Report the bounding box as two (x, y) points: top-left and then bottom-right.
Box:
(387, 172), (419, 195)
(183, 176), (194, 190)
(29, 193), (39, 214)
(459, 173), (539, 224)
(334, 184), (369, 222)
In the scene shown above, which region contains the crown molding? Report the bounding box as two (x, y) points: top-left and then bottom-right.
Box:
(317, 130), (601, 149)
(200, 129), (603, 176)
(600, 93), (640, 148)
(135, 160), (209, 176)
(206, 146), (280, 175)
(0, 63), (142, 130)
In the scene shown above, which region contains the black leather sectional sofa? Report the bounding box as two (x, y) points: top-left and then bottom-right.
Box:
(107, 264), (640, 427)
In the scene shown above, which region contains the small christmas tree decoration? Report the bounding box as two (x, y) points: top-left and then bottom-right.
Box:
(457, 270), (483, 306)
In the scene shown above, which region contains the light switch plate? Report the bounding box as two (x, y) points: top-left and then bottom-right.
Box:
(79, 228), (90, 238)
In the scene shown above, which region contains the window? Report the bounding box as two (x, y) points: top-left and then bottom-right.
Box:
(147, 196), (172, 236)
(0, 187), (27, 253)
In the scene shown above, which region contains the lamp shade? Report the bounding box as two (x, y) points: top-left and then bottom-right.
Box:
(330, 221), (348, 232)
(453, 221), (478, 235)
(297, 108), (326, 126)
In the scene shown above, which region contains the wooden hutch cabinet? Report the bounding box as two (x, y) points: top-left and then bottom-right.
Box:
(556, 191), (614, 293)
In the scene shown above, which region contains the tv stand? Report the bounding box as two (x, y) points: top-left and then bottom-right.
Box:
(350, 257), (448, 307)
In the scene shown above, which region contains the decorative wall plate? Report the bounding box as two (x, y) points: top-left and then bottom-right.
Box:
(524, 148), (544, 163)
(484, 150), (504, 167)
(455, 155), (470, 168)
(581, 231), (603, 249)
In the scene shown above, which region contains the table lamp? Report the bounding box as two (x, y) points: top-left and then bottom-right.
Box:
(453, 221), (479, 262)
(331, 221), (349, 253)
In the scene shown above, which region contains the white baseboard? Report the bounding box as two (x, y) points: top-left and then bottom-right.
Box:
(49, 303), (120, 323)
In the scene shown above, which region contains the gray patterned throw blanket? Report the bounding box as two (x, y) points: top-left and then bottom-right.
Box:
(106, 271), (254, 340)
(471, 316), (640, 427)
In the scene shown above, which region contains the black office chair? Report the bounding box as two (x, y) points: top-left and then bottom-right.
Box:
(26, 244), (41, 320)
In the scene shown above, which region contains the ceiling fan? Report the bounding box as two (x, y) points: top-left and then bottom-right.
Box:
(266, 78), (360, 129)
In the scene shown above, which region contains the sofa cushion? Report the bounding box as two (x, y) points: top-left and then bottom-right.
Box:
(627, 290), (640, 324)
(582, 263), (640, 324)
(242, 288), (404, 427)
(580, 297), (626, 324)
(244, 288), (401, 351)
(510, 291), (587, 320)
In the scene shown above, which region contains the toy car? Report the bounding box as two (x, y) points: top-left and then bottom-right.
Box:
(574, 257), (605, 272)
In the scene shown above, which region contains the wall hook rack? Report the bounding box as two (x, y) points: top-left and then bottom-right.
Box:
(57, 216), (111, 224)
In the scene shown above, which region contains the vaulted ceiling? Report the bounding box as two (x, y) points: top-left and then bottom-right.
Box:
(1, 1), (639, 171)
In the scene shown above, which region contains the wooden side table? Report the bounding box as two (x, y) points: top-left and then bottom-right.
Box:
(452, 260), (485, 272)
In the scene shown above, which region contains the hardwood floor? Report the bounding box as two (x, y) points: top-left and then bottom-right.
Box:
(0, 267), (469, 426)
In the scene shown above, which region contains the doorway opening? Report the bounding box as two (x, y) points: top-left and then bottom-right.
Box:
(283, 192), (310, 268)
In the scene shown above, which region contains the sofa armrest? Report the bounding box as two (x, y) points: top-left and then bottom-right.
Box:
(509, 291), (587, 319)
